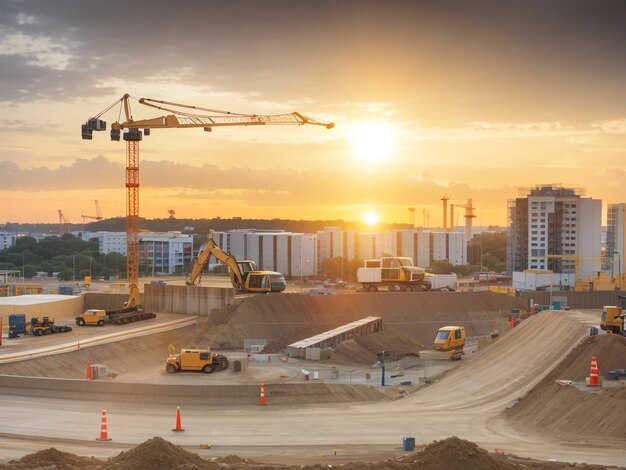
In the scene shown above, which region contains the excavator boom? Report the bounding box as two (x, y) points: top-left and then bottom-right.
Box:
(187, 234), (247, 289)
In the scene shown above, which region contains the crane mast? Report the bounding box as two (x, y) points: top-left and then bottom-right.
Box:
(82, 94), (333, 309)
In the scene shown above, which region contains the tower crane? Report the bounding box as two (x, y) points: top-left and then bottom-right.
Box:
(58, 210), (71, 236)
(81, 200), (103, 231)
(82, 94), (333, 310)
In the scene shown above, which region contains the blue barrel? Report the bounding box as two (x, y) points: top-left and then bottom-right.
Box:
(402, 437), (415, 451)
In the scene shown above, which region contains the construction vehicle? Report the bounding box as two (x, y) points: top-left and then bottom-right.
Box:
(75, 308), (156, 326)
(424, 273), (457, 291)
(166, 345), (229, 374)
(600, 297), (625, 335)
(8, 314), (26, 338)
(357, 257), (432, 292)
(432, 326), (465, 360)
(186, 233), (286, 293)
(29, 317), (73, 336)
(82, 94), (332, 314)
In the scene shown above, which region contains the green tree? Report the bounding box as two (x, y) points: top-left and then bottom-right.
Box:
(58, 268), (73, 281)
(430, 259), (454, 274)
(23, 264), (38, 279)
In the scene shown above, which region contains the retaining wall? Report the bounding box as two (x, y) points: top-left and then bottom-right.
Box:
(144, 284), (234, 316)
(84, 293), (128, 311)
(0, 296), (84, 334)
(519, 290), (626, 309)
(0, 375), (384, 405)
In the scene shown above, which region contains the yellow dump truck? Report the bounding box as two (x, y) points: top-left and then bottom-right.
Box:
(600, 305), (625, 335)
(433, 326), (465, 360)
(166, 346), (229, 374)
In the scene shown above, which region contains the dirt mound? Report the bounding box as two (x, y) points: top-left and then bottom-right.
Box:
(332, 329), (421, 365)
(209, 291), (523, 350)
(6, 447), (100, 469)
(333, 338), (379, 365)
(401, 436), (517, 469)
(508, 334), (626, 440)
(100, 436), (214, 470)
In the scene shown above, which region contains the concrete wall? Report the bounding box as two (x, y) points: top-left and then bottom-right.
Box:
(84, 293), (128, 311)
(144, 284), (234, 316)
(519, 290), (626, 309)
(0, 295), (84, 335)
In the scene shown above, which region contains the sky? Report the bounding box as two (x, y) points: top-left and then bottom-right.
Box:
(1, 0), (625, 227)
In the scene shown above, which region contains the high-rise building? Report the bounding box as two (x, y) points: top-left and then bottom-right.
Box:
(606, 203), (625, 276)
(507, 184), (602, 285)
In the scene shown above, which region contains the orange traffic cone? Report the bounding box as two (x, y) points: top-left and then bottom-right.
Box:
(587, 357), (599, 387)
(96, 409), (112, 441)
(259, 383), (267, 406)
(172, 406), (185, 432)
(86, 361), (92, 380)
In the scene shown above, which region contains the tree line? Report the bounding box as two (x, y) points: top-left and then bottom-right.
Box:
(1, 234), (126, 281)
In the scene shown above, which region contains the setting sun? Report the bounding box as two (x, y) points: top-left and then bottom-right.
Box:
(350, 121), (396, 164)
(364, 212), (379, 226)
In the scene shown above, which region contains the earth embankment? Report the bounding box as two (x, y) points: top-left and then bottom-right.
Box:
(507, 333), (626, 440)
(210, 291), (525, 349)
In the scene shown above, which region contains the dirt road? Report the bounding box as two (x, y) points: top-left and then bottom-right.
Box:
(0, 310), (623, 466)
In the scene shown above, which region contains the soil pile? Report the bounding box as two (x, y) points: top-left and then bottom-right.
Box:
(333, 329), (422, 365)
(209, 291), (523, 350)
(100, 436), (214, 470)
(5, 447), (100, 469)
(400, 436), (517, 470)
(508, 334), (626, 440)
(2, 436), (622, 470)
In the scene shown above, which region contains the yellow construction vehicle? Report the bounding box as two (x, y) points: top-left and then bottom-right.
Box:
(433, 326), (465, 360)
(186, 233), (286, 293)
(75, 308), (156, 326)
(166, 345), (229, 374)
(600, 298), (625, 335)
(357, 257), (432, 292)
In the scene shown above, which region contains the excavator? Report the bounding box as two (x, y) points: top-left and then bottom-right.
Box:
(186, 233), (286, 293)
(81, 94), (332, 310)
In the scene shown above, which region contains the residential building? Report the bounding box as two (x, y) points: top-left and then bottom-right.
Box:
(213, 230), (317, 278)
(606, 203), (625, 275)
(82, 231), (193, 275)
(0, 232), (16, 250)
(507, 184), (602, 288)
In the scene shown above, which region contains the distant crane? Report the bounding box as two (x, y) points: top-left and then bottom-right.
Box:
(82, 94), (333, 310)
(441, 196), (449, 231)
(58, 210), (71, 236)
(81, 200), (103, 232)
(450, 199), (477, 240)
(408, 207), (415, 228)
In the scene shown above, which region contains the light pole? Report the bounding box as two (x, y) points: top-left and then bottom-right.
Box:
(21, 253), (25, 282)
(549, 270), (553, 309)
(72, 252), (77, 282)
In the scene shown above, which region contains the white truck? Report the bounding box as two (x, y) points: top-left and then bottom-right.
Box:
(357, 257), (432, 292)
(425, 273), (457, 291)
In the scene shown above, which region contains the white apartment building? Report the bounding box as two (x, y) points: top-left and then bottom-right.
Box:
(0, 232), (16, 250)
(429, 231), (467, 266)
(606, 203), (625, 275)
(213, 230), (317, 278)
(507, 185), (602, 287)
(82, 231), (192, 275)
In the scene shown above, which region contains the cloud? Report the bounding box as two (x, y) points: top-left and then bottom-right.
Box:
(593, 119), (626, 133)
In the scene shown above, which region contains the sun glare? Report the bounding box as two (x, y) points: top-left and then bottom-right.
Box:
(364, 212), (379, 226)
(350, 121), (395, 163)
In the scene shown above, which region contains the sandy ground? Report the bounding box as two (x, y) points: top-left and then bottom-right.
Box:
(0, 310), (623, 467)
